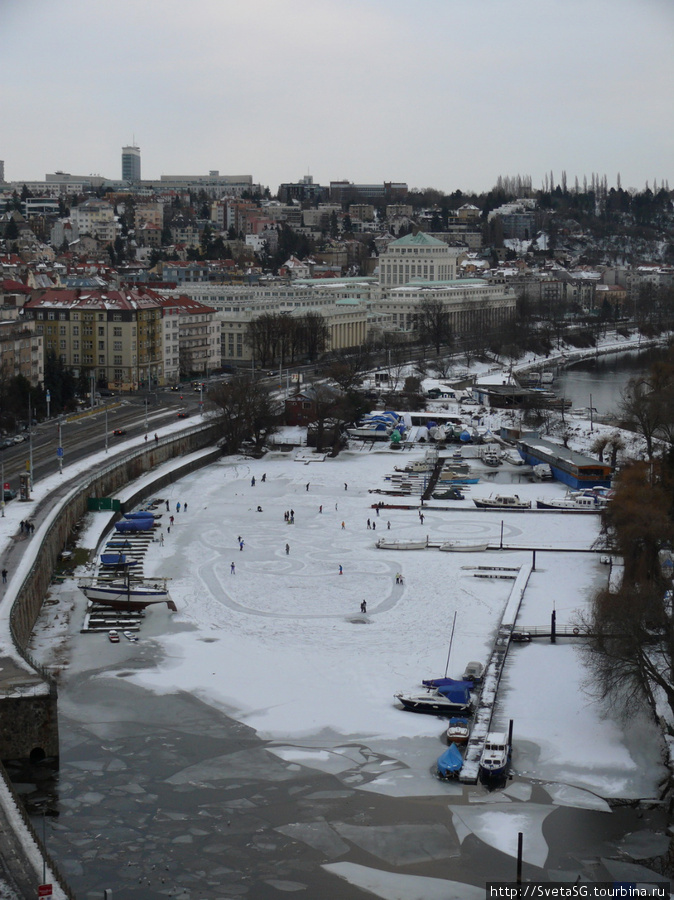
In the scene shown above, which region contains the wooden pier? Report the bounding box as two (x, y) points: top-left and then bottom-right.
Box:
(459, 562), (533, 784)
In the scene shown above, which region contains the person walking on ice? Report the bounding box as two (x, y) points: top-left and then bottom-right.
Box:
(360, 600), (367, 613)
(230, 562), (236, 575)
(285, 543), (290, 555)
(338, 565), (343, 575)
(1, 569), (7, 584)
(239, 539), (245, 551)
(176, 502), (181, 513)
(251, 476), (255, 487)
(306, 482), (310, 491)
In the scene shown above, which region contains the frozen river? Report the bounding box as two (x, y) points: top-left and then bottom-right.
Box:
(18, 443), (672, 898)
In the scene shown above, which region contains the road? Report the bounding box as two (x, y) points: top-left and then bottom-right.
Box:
(0, 388), (206, 493)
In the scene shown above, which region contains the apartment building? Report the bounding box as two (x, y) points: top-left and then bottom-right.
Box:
(69, 199), (117, 244)
(0, 320), (44, 386)
(23, 288), (164, 390)
(154, 294), (219, 384)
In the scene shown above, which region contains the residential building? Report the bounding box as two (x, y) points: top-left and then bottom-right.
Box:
(23, 287), (164, 390)
(0, 320), (44, 385)
(154, 294), (219, 384)
(69, 199), (117, 245)
(277, 176), (329, 204)
(329, 181), (408, 206)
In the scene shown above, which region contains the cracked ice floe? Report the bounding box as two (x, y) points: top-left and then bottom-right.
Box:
(543, 782), (611, 812)
(323, 862), (483, 900)
(355, 766), (462, 797)
(332, 822), (459, 866)
(617, 830), (671, 861)
(276, 821), (350, 858)
(267, 745), (360, 775)
(165, 747), (295, 784)
(450, 802), (552, 868)
(503, 782), (532, 801)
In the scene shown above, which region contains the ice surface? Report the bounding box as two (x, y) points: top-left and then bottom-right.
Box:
(332, 822), (459, 865)
(450, 802), (553, 867)
(323, 862), (484, 899)
(543, 782), (612, 812)
(276, 821), (350, 857)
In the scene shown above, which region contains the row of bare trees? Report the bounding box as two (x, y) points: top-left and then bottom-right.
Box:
(246, 312), (329, 368)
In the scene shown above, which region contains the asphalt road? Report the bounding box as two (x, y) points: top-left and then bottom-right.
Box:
(0, 389), (206, 491)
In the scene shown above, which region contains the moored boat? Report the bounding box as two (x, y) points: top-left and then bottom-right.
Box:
(114, 518), (156, 533)
(536, 493), (607, 511)
(395, 687), (472, 716)
(473, 494), (531, 510)
(437, 743), (463, 778)
(446, 717), (470, 744)
(479, 731), (511, 782)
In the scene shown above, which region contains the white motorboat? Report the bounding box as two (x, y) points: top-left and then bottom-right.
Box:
(439, 540), (489, 552)
(376, 538), (427, 550)
(479, 731), (511, 782)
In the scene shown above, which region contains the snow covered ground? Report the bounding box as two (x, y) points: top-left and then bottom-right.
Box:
(27, 430), (671, 895)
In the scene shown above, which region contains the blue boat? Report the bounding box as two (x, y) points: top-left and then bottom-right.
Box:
(114, 519), (155, 533)
(100, 553), (139, 567)
(437, 743), (463, 778)
(123, 512), (156, 521)
(422, 677), (473, 692)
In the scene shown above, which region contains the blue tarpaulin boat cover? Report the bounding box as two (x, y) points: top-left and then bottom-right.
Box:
(437, 743), (463, 777)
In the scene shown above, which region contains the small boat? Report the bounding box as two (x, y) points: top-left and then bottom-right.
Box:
(422, 677), (473, 691)
(479, 731), (511, 783)
(446, 717), (470, 744)
(432, 488), (465, 501)
(395, 687), (472, 716)
(473, 494), (531, 510)
(480, 447), (501, 467)
(439, 540), (489, 552)
(436, 473), (480, 484)
(100, 553), (140, 567)
(124, 511), (160, 520)
(437, 743), (464, 778)
(376, 539), (427, 550)
(532, 463), (553, 481)
(503, 449), (524, 466)
(462, 661), (484, 683)
(79, 577), (176, 612)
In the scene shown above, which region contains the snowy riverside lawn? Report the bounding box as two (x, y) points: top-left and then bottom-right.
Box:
(25, 399), (670, 891)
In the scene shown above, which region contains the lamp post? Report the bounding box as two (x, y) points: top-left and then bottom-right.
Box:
(57, 419), (63, 475)
(28, 396), (34, 491)
(105, 407), (109, 453)
(1, 461), (4, 517)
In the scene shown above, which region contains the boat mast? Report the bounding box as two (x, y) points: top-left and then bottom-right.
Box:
(444, 611), (457, 678)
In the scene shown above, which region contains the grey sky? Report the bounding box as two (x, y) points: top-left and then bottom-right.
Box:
(2, 0), (672, 194)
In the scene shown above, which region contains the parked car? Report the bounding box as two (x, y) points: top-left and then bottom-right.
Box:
(12, 434), (27, 444)
(511, 631), (531, 643)
(0, 438), (14, 450)
(3, 489), (17, 502)
(108, 630), (120, 643)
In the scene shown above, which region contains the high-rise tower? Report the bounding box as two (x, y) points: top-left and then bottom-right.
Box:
(122, 145), (141, 182)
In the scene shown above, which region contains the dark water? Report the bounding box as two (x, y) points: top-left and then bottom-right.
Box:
(554, 346), (669, 416)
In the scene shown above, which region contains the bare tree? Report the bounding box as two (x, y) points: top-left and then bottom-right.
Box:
(208, 376), (278, 453)
(417, 297), (452, 355)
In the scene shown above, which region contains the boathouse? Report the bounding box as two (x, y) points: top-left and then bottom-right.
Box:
(516, 437), (612, 489)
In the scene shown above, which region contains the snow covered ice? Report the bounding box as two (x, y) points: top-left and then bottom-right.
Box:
(27, 433), (673, 894)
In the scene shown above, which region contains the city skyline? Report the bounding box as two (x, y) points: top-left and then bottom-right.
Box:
(1, 0), (673, 195)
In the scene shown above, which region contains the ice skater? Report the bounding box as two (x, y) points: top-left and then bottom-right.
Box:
(387, 521), (391, 530)
(230, 562), (236, 575)
(1, 568), (7, 584)
(360, 600), (367, 613)
(169, 515), (174, 526)
(338, 565), (343, 575)
(176, 502), (181, 513)
(239, 539), (244, 551)
(285, 543), (290, 555)
(165, 500), (170, 511)
(306, 482), (310, 491)
(251, 476), (256, 487)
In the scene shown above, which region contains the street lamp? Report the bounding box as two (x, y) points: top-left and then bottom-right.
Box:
(105, 407), (109, 453)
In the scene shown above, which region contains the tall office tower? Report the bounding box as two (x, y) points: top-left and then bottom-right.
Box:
(122, 145), (141, 182)
(0, 160), (5, 183)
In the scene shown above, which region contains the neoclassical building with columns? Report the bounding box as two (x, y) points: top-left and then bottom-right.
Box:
(374, 232), (516, 339)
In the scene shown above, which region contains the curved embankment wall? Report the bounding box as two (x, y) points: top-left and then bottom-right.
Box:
(5, 422), (223, 762)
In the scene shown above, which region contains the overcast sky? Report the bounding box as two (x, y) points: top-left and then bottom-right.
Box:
(2, 0), (673, 195)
